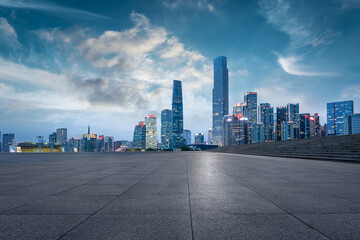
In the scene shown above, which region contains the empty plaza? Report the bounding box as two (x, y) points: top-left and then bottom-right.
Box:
(0, 152), (360, 239)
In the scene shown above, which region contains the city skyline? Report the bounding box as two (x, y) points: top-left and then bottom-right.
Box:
(0, 0), (360, 141)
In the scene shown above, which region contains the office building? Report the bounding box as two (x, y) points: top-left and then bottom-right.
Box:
(233, 103), (246, 115)
(314, 113), (320, 137)
(105, 136), (114, 152)
(244, 92), (257, 123)
(98, 135), (105, 152)
(208, 127), (214, 144)
(133, 121), (146, 149)
(223, 114), (248, 146)
(287, 103), (300, 139)
(258, 103), (274, 142)
(56, 128), (67, 146)
(145, 115), (157, 149)
(327, 100), (354, 135)
(183, 129), (191, 145)
(300, 113), (310, 139)
(212, 56), (229, 146)
(161, 109), (172, 148)
(172, 80), (184, 148)
(281, 121), (294, 141)
(276, 106), (287, 141)
(2, 133), (15, 153)
(345, 113), (360, 135)
(251, 122), (264, 144)
(195, 133), (205, 144)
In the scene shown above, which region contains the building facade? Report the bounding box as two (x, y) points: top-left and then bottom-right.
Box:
(183, 129), (191, 145)
(161, 109), (172, 149)
(300, 113), (310, 139)
(327, 100), (354, 135)
(145, 115), (157, 149)
(345, 113), (360, 135)
(212, 56), (229, 146)
(2, 133), (15, 153)
(287, 103), (300, 140)
(133, 121), (146, 149)
(276, 106), (287, 141)
(56, 128), (67, 146)
(223, 114), (248, 146)
(195, 133), (205, 144)
(258, 103), (274, 142)
(172, 80), (184, 148)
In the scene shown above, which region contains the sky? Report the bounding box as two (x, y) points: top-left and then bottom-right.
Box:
(0, 0), (359, 142)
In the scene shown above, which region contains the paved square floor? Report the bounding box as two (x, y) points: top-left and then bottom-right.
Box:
(0, 152), (360, 239)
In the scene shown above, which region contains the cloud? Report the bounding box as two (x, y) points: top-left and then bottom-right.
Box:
(0, 12), (213, 138)
(277, 55), (335, 76)
(0, 17), (17, 39)
(0, 0), (111, 20)
(341, 85), (360, 101)
(258, 0), (338, 49)
(163, 0), (216, 12)
(340, 0), (360, 9)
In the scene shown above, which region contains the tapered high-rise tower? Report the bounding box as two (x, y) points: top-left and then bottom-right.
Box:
(172, 80), (184, 148)
(212, 56), (229, 146)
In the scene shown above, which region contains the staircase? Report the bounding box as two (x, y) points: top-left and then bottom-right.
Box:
(209, 134), (360, 162)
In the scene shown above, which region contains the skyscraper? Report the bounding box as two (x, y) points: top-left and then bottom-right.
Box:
(56, 128), (67, 147)
(195, 133), (205, 144)
(327, 100), (354, 135)
(183, 129), (191, 145)
(276, 106), (287, 141)
(2, 133), (15, 153)
(172, 80), (184, 148)
(145, 115), (157, 149)
(287, 103), (300, 139)
(133, 121), (146, 149)
(244, 92), (257, 123)
(208, 127), (214, 144)
(161, 109), (172, 149)
(223, 114), (248, 146)
(212, 56), (229, 146)
(258, 103), (274, 142)
(300, 113), (310, 139)
(233, 103), (245, 115)
(345, 113), (360, 135)
(314, 113), (320, 137)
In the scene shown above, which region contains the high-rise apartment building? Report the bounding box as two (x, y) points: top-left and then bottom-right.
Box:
(2, 133), (15, 153)
(183, 129), (191, 145)
(223, 114), (248, 146)
(133, 121), (146, 149)
(300, 113), (310, 139)
(208, 127), (214, 144)
(212, 56), (229, 146)
(233, 103), (246, 115)
(56, 128), (67, 147)
(287, 103), (300, 139)
(276, 106), (287, 141)
(161, 109), (172, 149)
(258, 103), (274, 142)
(244, 92), (257, 123)
(327, 100), (354, 135)
(345, 113), (360, 135)
(172, 80), (184, 148)
(195, 133), (205, 144)
(145, 115), (157, 149)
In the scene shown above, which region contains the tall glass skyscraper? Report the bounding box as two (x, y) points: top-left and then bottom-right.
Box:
(133, 121), (146, 149)
(145, 115), (157, 149)
(223, 114), (248, 146)
(212, 56), (229, 146)
(183, 129), (191, 145)
(244, 92), (257, 123)
(327, 100), (354, 135)
(287, 103), (300, 139)
(300, 113), (310, 139)
(259, 103), (274, 142)
(172, 80), (184, 148)
(161, 109), (172, 148)
(2, 133), (15, 153)
(345, 113), (360, 135)
(276, 106), (287, 141)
